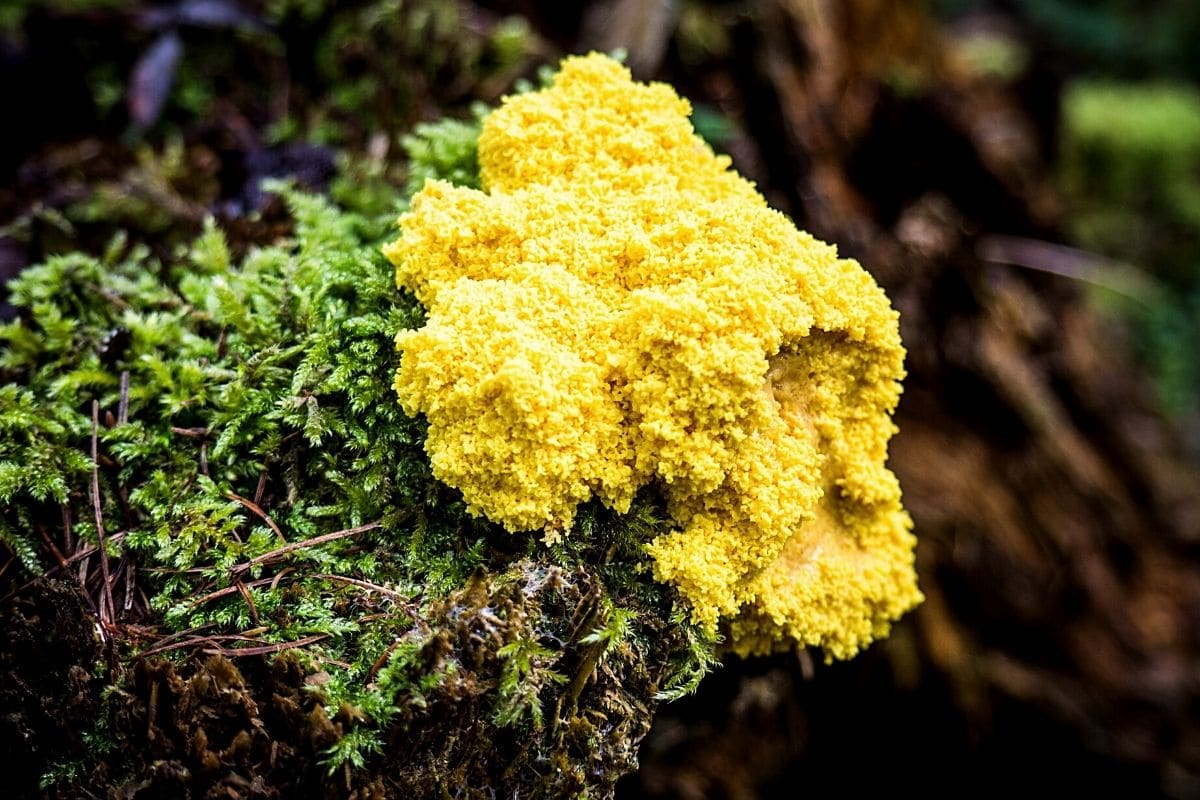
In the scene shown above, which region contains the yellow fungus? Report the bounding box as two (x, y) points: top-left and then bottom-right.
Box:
(385, 53), (922, 658)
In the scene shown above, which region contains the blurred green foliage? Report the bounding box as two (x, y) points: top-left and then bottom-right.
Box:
(267, 0), (531, 148)
(3, 0), (534, 153)
(934, 1), (1200, 433)
(0, 0), (124, 42)
(933, 0), (1200, 81)
(1062, 82), (1200, 269)
(1061, 80), (1200, 426)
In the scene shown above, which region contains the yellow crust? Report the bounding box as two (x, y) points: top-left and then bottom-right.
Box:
(386, 53), (921, 657)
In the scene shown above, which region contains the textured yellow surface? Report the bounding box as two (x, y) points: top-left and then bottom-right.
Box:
(385, 53), (921, 658)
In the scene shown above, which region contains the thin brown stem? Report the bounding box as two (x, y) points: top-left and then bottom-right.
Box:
(202, 633), (330, 658)
(118, 370), (130, 425)
(229, 520), (383, 578)
(253, 469), (269, 507)
(235, 580), (261, 626)
(187, 575), (280, 609)
(36, 524), (70, 570)
(225, 490), (287, 543)
(92, 400), (115, 627)
(170, 426), (209, 438)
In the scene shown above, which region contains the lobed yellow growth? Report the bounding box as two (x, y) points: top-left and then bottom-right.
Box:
(385, 53), (921, 658)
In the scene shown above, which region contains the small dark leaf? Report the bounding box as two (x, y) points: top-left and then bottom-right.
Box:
(128, 30), (183, 129)
(141, 0), (268, 33)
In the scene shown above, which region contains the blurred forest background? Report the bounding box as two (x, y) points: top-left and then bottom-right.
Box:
(2, 0), (1200, 797)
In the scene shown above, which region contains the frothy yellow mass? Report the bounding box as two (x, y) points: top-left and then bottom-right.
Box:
(385, 53), (922, 659)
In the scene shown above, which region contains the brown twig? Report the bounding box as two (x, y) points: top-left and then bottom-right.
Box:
(133, 623), (217, 657)
(312, 573), (406, 602)
(137, 633), (245, 658)
(118, 370), (130, 425)
(62, 504), (74, 553)
(96, 287), (131, 311)
(313, 573), (421, 621)
(117, 623), (165, 641)
(269, 566), (293, 591)
(202, 633), (330, 657)
(124, 560), (136, 612)
(63, 531), (126, 566)
(135, 563), (204, 574)
(170, 426), (209, 438)
(235, 580), (261, 626)
(36, 524), (70, 571)
(187, 575), (281, 609)
(309, 652), (354, 670)
(367, 638), (405, 684)
(92, 400), (115, 627)
(253, 469), (269, 507)
(229, 520), (382, 578)
(137, 630), (276, 658)
(225, 490), (287, 543)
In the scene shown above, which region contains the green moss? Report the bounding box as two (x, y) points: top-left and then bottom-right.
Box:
(1063, 81), (1200, 230)
(400, 114), (485, 197)
(3, 98), (715, 797)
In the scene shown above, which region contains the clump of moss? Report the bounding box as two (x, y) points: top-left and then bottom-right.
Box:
(0, 115), (709, 796)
